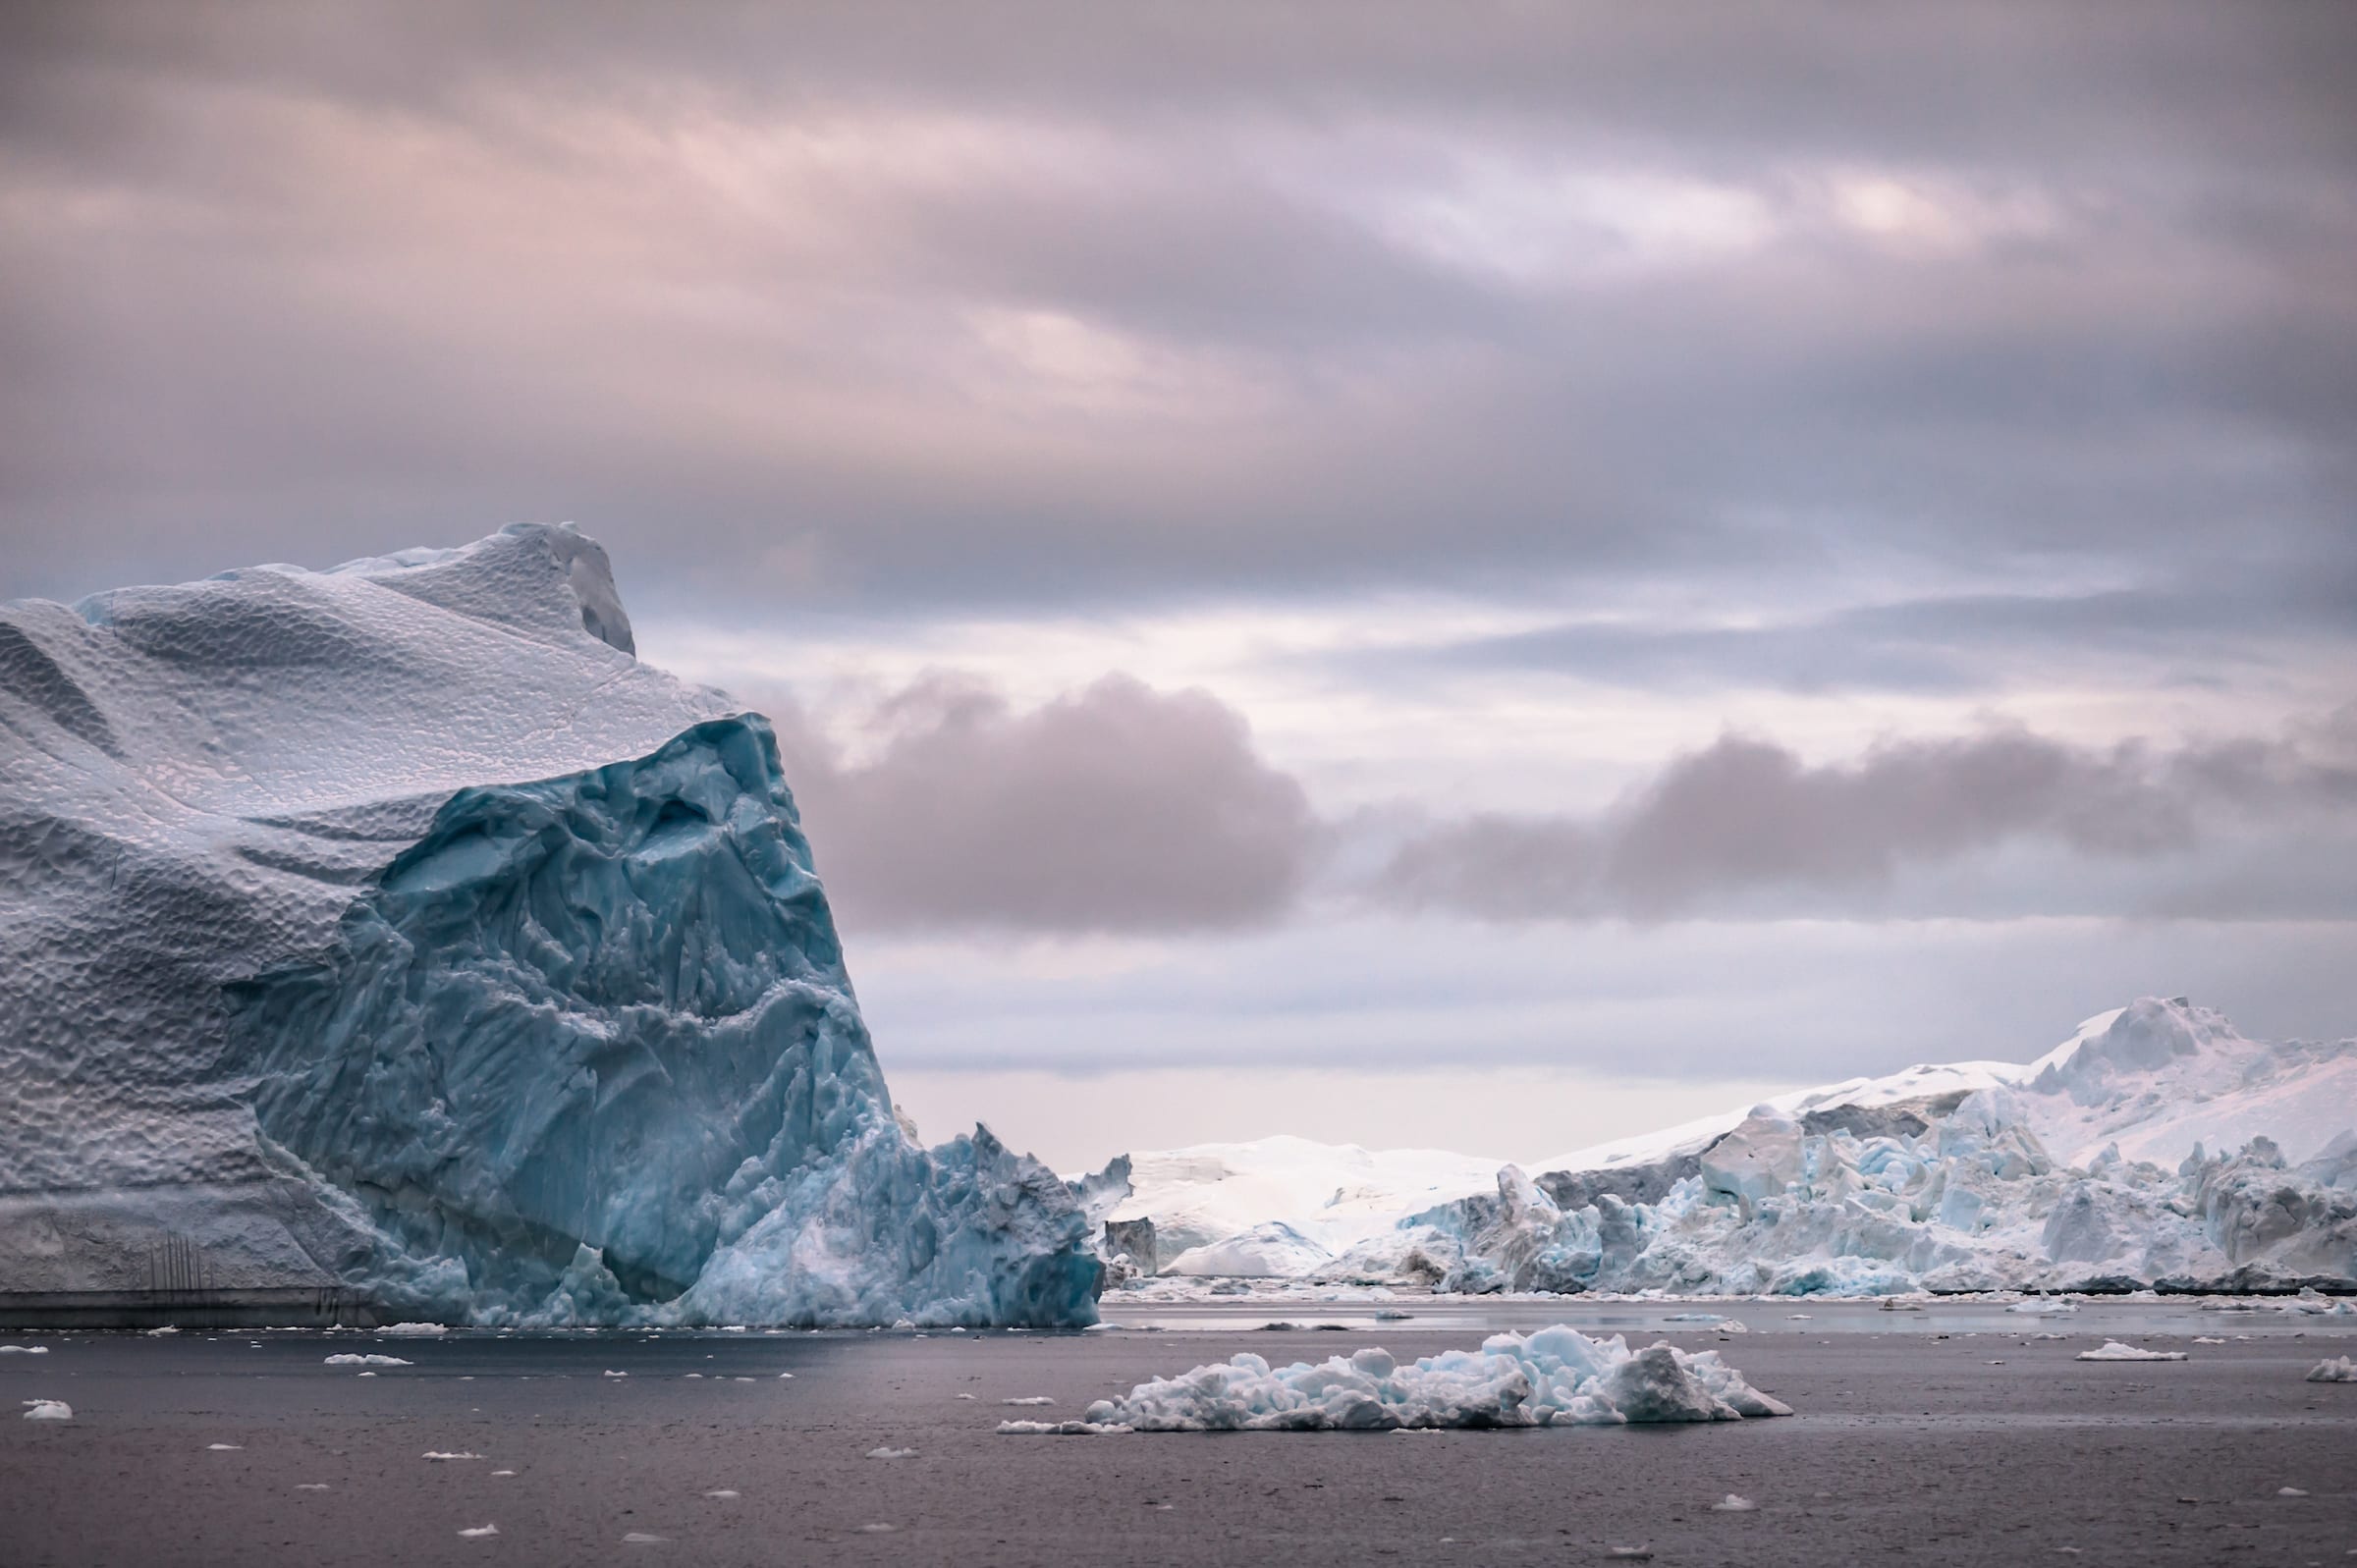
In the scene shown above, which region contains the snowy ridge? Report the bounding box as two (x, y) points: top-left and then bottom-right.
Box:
(1096, 1000), (2357, 1297)
(0, 525), (1097, 1325)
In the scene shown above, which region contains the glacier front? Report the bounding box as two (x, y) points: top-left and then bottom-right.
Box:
(0, 524), (1098, 1325)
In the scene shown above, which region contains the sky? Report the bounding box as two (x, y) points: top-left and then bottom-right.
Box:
(5, 2), (2354, 1169)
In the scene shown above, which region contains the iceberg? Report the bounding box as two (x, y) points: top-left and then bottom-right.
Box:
(1004, 1325), (1790, 1432)
(1100, 999), (2356, 1298)
(0, 524), (1097, 1325)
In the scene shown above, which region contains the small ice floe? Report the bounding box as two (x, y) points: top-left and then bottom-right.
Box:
(1001, 1397), (1055, 1406)
(704, 1490), (739, 1499)
(324, 1354), (411, 1367)
(296, 1484), (330, 1491)
(2278, 1487), (2309, 1497)
(621, 1532), (669, 1543)
(2192, 1336), (2228, 1345)
(1605, 1548), (1652, 1560)
(145, 1326), (179, 1336)
(2007, 1300), (2076, 1315)
(423, 1451), (485, 1461)
(890, 1318), (915, 1331)
(1785, 1314), (1812, 1321)
(379, 1323), (448, 1337)
(2031, 1331), (2070, 1341)
(491, 1470), (517, 1478)
(603, 1370), (629, 1378)
(732, 1377), (752, 1383)
(1711, 1494), (1758, 1512)
(950, 1326), (967, 1334)
(955, 1393), (976, 1400)
(356, 1371), (376, 1378)
(1877, 1300), (1924, 1313)
(2076, 1342), (2186, 1362)
(458, 1524), (499, 1539)
(2306, 1356), (2357, 1382)
(1664, 1313), (1724, 1323)
(776, 1373), (794, 1379)
(684, 1373), (702, 1379)
(999, 1419), (1133, 1435)
(21, 1400), (72, 1421)
(866, 1446), (917, 1460)
(0, 1345), (50, 1354)
(855, 1524), (897, 1535)
(206, 1443), (244, 1451)
(1009, 1325), (1790, 1433)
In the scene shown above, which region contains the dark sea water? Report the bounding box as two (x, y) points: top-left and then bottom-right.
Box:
(4, 1302), (2352, 1566)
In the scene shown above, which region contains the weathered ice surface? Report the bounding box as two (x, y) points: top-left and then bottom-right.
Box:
(0, 524), (1097, 1325)
(1103, 1000), (2357, 1297)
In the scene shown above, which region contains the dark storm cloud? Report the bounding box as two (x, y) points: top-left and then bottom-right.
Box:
(1376, 709), (2357, 921)
(749, 674), (1318, 935)
(1, 0), (2352, 655)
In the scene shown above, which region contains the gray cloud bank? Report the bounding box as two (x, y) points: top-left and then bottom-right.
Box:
(1378, 711), (2357, 922)
(755, 675), (1316, 934)
(745, 673), (2355, 933)
(2, 0), (2352, 690)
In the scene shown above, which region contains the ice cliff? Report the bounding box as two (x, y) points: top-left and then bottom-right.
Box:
(1099, 1000), (2357, 1297)
(0, 524), (1098, 1325)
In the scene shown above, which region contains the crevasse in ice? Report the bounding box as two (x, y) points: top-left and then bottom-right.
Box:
(0, 522), (1098, 1325)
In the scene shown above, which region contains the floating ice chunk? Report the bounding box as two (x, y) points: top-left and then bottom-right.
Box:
(356, 1371), (376, 1378)
(2007, 1301), (2077, 1315)
(0, 1345), (50, 1354)
(777, 1373), (795, 1379)
(145, 1326), (179, 1336)
(296, 1484), (330, 1491)
(622, 1532), (669, 1543)
(956, 1393), (976, 1400)
(324, 1354), (411, 1367)
(458, 1525), (499, 1539)
(22, 1400), (72, 1421)
(423, 1451), (484, 1461)
(1026, 1325), (1789, 1433)
(603, 1370), (629, 1378)
(491, 1470), (517, 1477)
(1712, 1494), (1758, 1512)
(2306, 1356), (2357, 1382)
(1001, 1397), (1056, 1406)
(380, 1324), (449, 1337)
(866, 1446), (917, 1459)
(856, 1524), (897, 1535)
(685, 1373), (702, 1379)
(2192, 1336), (2227, 1345)
(998, 1419), (1133, 1435)
(704, 1490), (739, 1499)
(206, 1443), (243, 1451)
(2278, 1487), (2310, 1497)
(2076, 1342), (2186, 1362)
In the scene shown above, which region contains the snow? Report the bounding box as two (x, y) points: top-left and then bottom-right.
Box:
(21, 1400), (72, 1420)
(2306, 1356), (2357, 1382)
(0, 524), (1096, 1327)
(1017, 1325), (1789, 1432)
(1093, 999), (2356, 1298)
(2075, 1341), (2186, 1362)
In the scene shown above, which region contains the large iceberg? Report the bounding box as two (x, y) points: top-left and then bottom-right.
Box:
(1098, 999), (2357, 1297)
(0, 524), (1098, 1325)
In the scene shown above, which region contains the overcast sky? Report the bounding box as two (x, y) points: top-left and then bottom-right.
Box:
(6, 2), (2353, 1166)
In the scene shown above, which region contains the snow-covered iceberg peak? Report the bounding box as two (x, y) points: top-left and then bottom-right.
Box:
(0, 524), (1098, 1325)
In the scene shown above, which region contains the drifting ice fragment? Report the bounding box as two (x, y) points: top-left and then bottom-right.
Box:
(0, 1345), (50, 1354)
(380, 1324), (449, 1337)
(491, 1470), (517, 1478)
(1018, 1325), (1789, 1433)
(206, 1443), (243, 1450)
(21, 1400), (72, 1420)
(603, 1370), (629, 1379)
(324, 1354), (411, 1367)
(622, 1533), (669, 1543)
(458, 1525), (500, 1539)
(296, 1485), (330, 1491)
(2306, 1357), (2357, 1382)
(1001, 1397), (1055, 1406)
(704, 1490), (740, 1499)
(2278, 1487), (2310, 1497)
(2075, 1342), (2186, 1362)
(1711, 1495), (1758, 1512)
(423, 1451), (484, 1461)
(866, 1446), (917, 1459)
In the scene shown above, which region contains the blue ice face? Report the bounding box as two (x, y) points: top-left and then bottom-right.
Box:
(228, 715), (1099, 1325)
